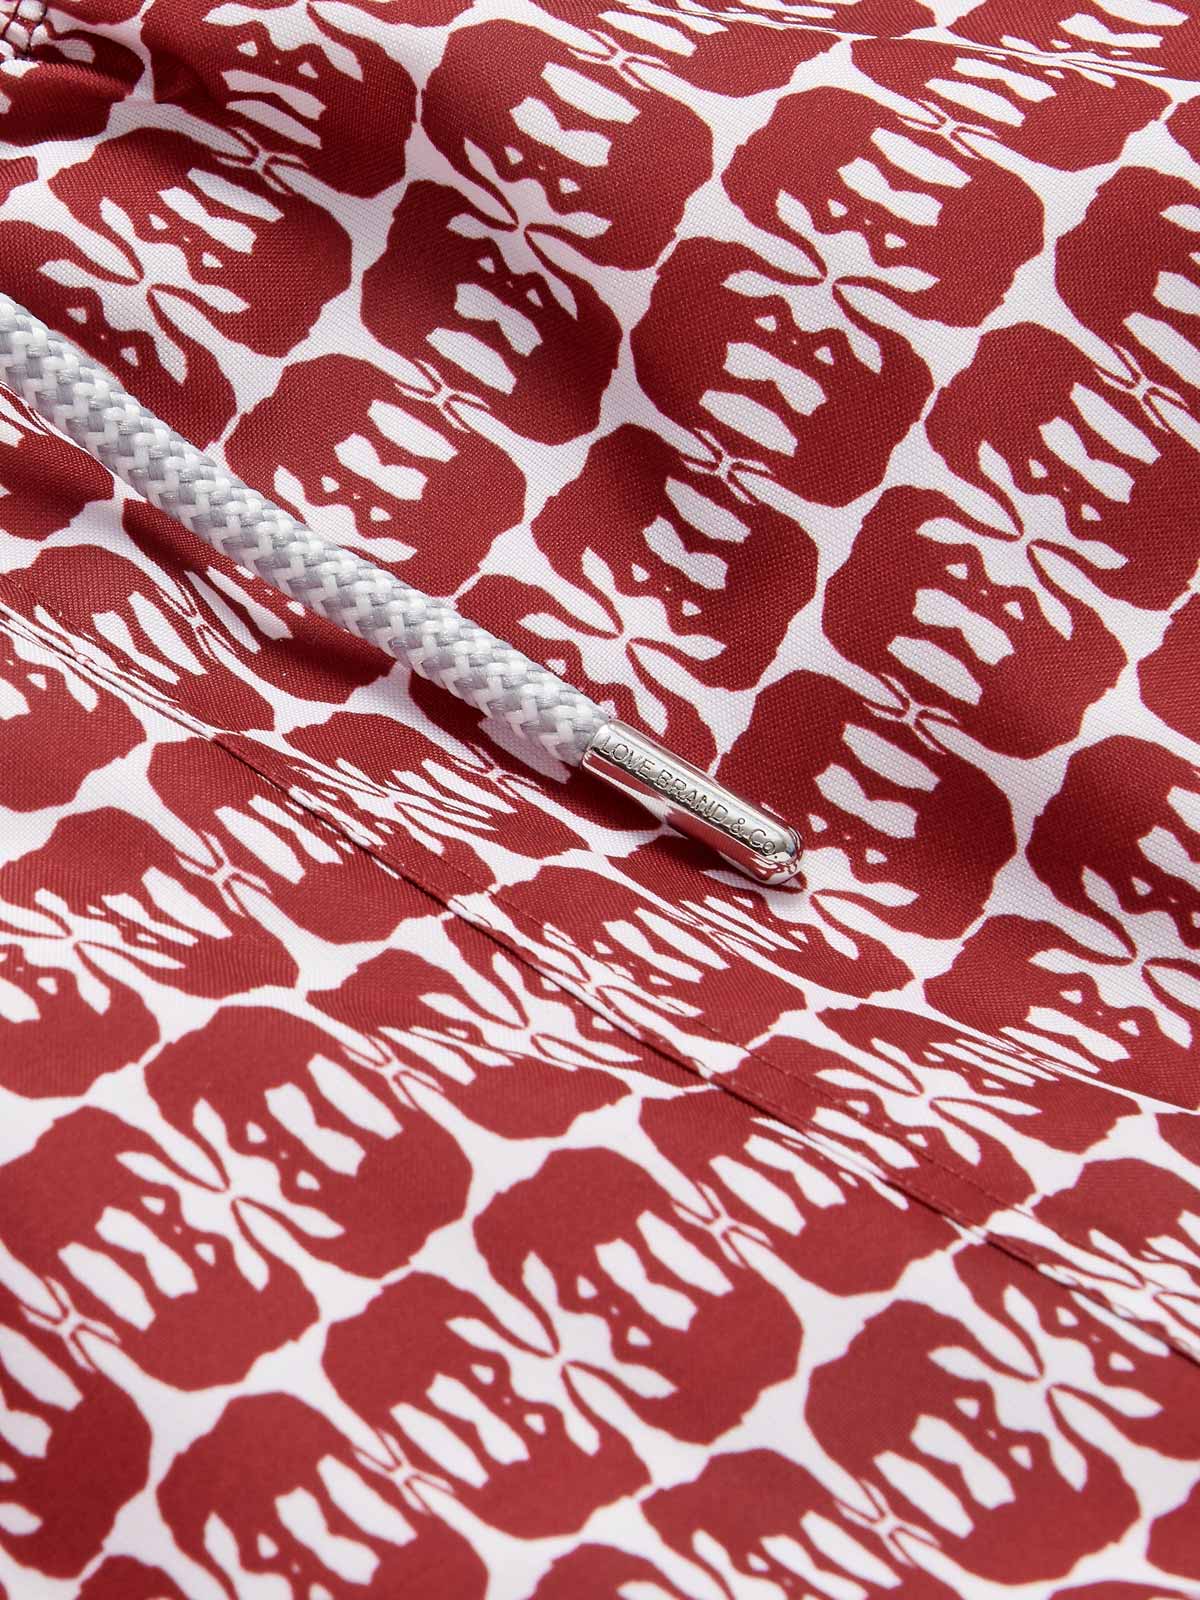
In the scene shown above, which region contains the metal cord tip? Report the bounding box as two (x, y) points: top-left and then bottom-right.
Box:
(582, 721), (803, 886)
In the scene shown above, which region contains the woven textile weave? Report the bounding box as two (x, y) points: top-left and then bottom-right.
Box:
(0, 1), (1198, 1595)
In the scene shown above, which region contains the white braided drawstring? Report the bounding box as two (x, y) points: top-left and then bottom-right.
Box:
(0, 294), (607, 763)
(0, 294), (805, 882)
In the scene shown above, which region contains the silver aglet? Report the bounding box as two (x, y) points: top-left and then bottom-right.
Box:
(582, 720), (803, 886)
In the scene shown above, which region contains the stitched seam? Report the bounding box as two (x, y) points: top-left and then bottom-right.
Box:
(0, 570), (1192, 1365)
(0, 569), (499, 899)
(5, 594), (1180, 1365)
(0, 573), (1174, 1286)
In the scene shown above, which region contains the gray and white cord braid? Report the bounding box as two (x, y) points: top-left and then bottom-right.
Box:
(0, 294), (607, 763)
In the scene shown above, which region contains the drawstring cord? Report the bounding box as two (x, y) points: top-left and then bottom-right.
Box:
(0, 294), (802, 884)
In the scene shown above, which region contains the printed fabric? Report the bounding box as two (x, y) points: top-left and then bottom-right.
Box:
(0, 0), (1199, 1594)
